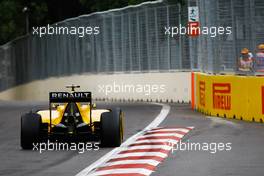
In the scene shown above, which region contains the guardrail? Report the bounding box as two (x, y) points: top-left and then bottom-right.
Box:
(192, 72), (264, 123)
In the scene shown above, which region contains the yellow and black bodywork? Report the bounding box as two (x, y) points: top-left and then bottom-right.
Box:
(20, 89), (124, 149)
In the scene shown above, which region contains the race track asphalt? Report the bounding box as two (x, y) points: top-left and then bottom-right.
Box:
(0, 101), (263, 176)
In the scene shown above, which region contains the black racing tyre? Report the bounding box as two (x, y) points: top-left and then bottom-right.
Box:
(100, 108), (124, 147)
(20, 113), (42, 149)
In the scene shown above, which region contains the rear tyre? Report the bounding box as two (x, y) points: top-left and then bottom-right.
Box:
(100, 108), (124, 147)
(20, 113), (42, 149)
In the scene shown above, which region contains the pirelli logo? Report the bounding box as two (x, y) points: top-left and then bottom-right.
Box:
(199, 81), (205, 107)
(213, 83), (231, 110)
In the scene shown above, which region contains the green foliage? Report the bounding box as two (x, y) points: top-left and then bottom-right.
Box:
(0, 0), (23, 44)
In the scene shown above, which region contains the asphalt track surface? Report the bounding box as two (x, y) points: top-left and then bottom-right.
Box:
(0, 101), (264, 176)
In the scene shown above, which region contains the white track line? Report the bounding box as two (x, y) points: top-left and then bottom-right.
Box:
(75, 103), (170, 176)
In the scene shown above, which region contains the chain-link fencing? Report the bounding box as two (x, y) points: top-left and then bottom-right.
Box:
(0, 0), (264, 91)
(0, 1), (192, 91)
(196, 0), (264, 73)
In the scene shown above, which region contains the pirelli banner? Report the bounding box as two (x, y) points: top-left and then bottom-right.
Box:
(191, 72), (264, 123)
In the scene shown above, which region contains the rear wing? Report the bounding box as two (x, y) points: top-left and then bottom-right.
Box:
(48, 92), (92, 130)
(49, 92), (92, 103)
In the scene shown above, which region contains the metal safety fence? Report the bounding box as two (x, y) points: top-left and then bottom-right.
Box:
(0, 1), (191, 91)
(0, 0), (264, 91)
(196, 0), (264, 73)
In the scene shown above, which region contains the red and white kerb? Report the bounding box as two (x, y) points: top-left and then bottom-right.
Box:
(88, 127), (194, 176)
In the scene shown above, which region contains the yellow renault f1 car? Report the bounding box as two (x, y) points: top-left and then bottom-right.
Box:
(20, 85), (124, 149)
